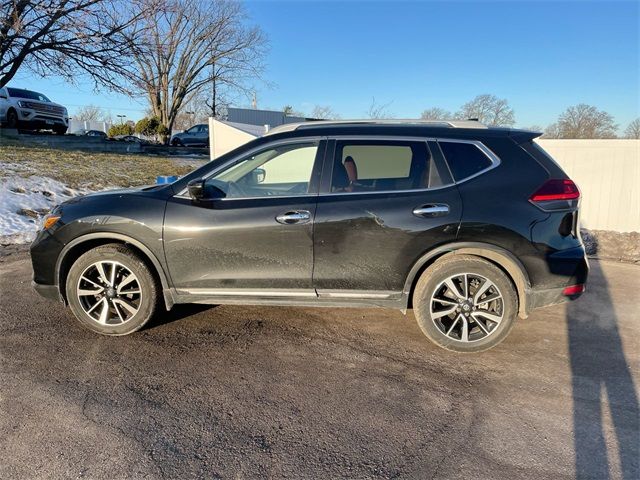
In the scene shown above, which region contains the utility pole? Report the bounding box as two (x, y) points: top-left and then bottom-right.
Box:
(252, 92), (257, 110)
(211, 60), (216, 118)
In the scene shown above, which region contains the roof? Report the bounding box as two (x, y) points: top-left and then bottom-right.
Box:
(264, 119), (489, 136)
(261, 119), (541, 142)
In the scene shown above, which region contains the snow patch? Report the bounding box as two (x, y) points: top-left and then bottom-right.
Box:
(0, 175), (92, 245)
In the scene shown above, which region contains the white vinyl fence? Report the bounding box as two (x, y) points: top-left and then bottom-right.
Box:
(537, 139), (640, 233)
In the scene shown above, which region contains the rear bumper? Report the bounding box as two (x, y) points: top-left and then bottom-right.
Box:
(32, 280), (62, 302)
(524, 245), (589, 314)
(527, 284), (584, 311)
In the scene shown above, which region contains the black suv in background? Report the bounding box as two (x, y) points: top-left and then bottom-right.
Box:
(31, 120), (588, 352)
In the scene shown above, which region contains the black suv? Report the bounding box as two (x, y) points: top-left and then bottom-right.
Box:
(31, 120), (588, 352)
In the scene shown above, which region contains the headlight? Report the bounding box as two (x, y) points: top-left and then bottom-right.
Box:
(17, 100), (28, 107)
(42, 214), (61, 230)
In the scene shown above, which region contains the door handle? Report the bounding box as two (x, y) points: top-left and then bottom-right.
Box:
(413, 204), (450, 217)
(275, 210), (311, 225)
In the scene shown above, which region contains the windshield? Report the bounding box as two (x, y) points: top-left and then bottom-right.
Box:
(7, 88), (51, 102)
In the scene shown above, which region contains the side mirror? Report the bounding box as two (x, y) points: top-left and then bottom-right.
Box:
(187, 179), (205, 200)
(187, 179), (226, 203)
(252, 168), (266, 184)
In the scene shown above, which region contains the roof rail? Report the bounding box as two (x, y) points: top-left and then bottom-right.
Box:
(264, 118), (488, 136)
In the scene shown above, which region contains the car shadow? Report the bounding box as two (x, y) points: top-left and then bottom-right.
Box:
(148, 303), (217, 329)
(567, 254), (639, 479)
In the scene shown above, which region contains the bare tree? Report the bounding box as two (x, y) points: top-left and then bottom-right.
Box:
(126, 0), (266, 138)
(366, 97), (394, 119)
(420, 107), (453, 121)
(173, 90), (215, 131)
(73, 104), (107, 121)
(455, 94), (515, 126)
(520, 125), (544, 133)
(550, 104), (618, 139)
(283, 105), (304, 117)
(543, 123), (561, 139)
(310, 105), (340, 120)
(0, 0), (140, 89)
(624, 118), (640, 139)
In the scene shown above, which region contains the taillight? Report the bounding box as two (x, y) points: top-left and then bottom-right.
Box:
(530, 179), (580, 202)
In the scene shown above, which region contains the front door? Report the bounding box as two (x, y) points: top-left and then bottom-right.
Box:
(164, 139), (325, 296)
(313, 138), (462, 298)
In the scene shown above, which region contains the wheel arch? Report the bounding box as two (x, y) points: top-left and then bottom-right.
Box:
(403, 242), (531, 318)
(56, 233), (173, 310)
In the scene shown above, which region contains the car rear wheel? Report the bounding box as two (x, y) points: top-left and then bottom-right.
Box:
(65, 244), (159, 335)
(413, 255), (518, 353)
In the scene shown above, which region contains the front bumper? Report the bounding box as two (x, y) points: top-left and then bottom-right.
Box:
(32, 280), (62, 302)
(18, 109), (68, 128)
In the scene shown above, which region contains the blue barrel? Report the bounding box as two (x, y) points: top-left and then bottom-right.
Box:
(156, 175), (178, 184)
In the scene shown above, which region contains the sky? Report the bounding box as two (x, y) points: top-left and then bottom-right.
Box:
(13, 0), (640, 131)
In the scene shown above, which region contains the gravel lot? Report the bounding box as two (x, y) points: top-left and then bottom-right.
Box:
(0, 251), (638, 479)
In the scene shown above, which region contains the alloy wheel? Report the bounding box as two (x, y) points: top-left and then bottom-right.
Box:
(430, 273), (504, 343)
(76, 261), (142, 325)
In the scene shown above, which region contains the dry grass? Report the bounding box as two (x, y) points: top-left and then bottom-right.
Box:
(0, 144), (195, 189)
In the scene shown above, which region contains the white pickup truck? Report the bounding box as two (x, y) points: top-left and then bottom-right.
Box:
(0, 87), (69, 134)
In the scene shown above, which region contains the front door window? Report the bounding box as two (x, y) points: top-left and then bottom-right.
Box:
(205, 142), (319, 198)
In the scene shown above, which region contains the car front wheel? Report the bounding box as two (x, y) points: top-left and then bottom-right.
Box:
(6, 109), (18, 129)
(65, 244), (159, 335)
(413, 255), (518, 353)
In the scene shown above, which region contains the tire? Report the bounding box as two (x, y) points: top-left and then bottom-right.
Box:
(6, 109), (18, 129)
(54, 126), (67, 135)
(65, 244), (159, 335)
(171, 138), (182, 147)
(413, 255), (518, 353)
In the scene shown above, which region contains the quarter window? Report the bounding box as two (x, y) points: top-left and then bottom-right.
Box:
(331, 140), (452, 192)
(438, 141), (494, 181)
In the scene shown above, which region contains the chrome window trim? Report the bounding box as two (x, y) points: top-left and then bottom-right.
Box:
(175, 136), (325, 197)
(175, 135), (501, 200)
(319, 135), (501, 197)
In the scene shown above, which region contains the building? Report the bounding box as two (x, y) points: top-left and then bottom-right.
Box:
(226, 107), (317, 129)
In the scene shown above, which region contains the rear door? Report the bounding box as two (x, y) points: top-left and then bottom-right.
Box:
(313, 137), (462, 298)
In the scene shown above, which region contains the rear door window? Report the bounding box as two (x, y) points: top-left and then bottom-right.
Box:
(330, 140), (453, 192)
(438, 141), (494, 181)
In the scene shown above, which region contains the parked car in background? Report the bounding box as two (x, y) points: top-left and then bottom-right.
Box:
(30, 119), (588, 352)
(170, 123), (209, 146)
(0, 87), (69, 134)
(112, 134), (150, 144)
(73, 129), (107, 138)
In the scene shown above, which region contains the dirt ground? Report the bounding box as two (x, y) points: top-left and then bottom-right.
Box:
(0, 252), (638, 479)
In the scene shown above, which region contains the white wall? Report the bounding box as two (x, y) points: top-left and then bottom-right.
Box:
(209, 118), (256, 159)
(537, 139), (639, 233)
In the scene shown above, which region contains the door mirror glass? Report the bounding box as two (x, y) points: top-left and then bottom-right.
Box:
(252, 168), (266, 184)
